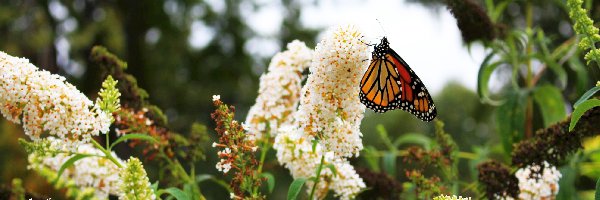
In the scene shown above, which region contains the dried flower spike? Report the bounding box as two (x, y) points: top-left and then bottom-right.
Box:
(211, 96), (263, 198)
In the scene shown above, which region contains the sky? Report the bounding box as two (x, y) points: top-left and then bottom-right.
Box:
(240, 0), (488, 95)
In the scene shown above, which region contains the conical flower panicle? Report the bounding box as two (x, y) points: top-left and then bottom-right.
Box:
(0, 51), (111, 149)
(118, 157), (156, 200)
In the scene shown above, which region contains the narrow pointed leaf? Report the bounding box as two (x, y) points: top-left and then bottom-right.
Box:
(287, 178), (307, 200)
(383, 152), (396, 177)
(164, 187), (190, 200)
(53, 154), (92, 183)
(261, 172), (275, 193)
(110, 133), (159, 149)
(574, 86), (600, 108)
(495, 90), (526, 153)
(569, 99), (600, 131)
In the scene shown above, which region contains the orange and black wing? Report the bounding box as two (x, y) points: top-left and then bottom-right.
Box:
(359, 37), (436, 121)
(359, 56), (402, 112)
(387, 48), (437, 121)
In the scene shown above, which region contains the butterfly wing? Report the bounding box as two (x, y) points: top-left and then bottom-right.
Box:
(387, 49), (437, 121)
(359, 56), (402, 112)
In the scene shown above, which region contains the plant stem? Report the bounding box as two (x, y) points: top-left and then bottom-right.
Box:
(256, 139), (270, 174)
(159, 149), (207, 200)
(91, 139), (123, 168)
(160, 150), (191, 182)
(253, 137), (271, 195)
(106, 130), (110, 150)
(309, 155), (325, 200)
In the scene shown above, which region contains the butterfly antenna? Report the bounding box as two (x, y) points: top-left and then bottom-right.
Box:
(360, 35), (376, 47)
(376, 19), (387, 38)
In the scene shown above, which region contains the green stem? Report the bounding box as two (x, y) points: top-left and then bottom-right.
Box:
(253, 138), (271, 195)
(161, 150), (191, 182)
(91, 139), (123, 168)
(309, 155), (325, 200)
(106, 132), (110, 150)
(256, 139), (270, 174)
(106, 131), (110, 150)
(159, 149), (207, 200)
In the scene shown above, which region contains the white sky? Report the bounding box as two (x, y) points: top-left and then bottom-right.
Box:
(241, 0), (487, 95)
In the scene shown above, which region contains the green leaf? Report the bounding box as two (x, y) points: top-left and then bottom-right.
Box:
(569, 99), (600, 131)
(287, 178), (307, 200)
(491, 1), (509, 22)
(195, 174), (232, 192)
(376, 124), (394, 151)
(535, 30), (567, 88)
(261, 172), (275, 193)
(383, 152), (396, 177)
(183, 183), (193, 199)
(110, 133), (159, 149)
(596, 177), (600, 200)
(164, 187), (190, 200)
(53, 154), (92, 183)
(363, 146), (380, 172)
(575, 86), (600, 108)
(495, 90), (526, 153)
(533, 85), (567, 127)
(477, 52), (504, 105)
(393, 133), (432, 150)
(556, 165), (577, 199)
(376, 124), (389, 139)
(325, 163), (337, 177)
(151, 181), (159, 191)
(195, 174), (213, 183)
(151, 181), (160, 198)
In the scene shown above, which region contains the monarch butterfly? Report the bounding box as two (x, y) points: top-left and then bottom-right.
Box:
(359, 37), (437, 121)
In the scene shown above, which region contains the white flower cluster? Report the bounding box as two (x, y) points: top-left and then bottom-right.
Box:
(515, 161), (562, 200)
(274, 127), (365, 200)
(0, 51), (111, 149)
(245, 40), (313, 139)
(28, 137), (122, 199)
(295, 25), (369, 158)
(270, 25), (368, 199)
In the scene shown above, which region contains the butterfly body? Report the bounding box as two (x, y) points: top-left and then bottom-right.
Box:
(359, 37), (437, 121)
